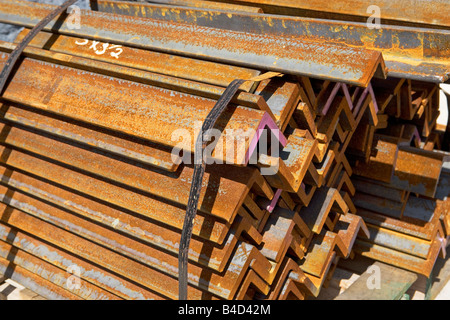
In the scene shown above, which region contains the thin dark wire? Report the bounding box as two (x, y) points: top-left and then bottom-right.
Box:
(0, 0), (78, 95)
(178, 79), (245, 300)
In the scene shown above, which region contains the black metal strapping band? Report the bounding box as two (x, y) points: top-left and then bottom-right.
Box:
(0, 0), (78, 95)
(178, 72), (282, 300)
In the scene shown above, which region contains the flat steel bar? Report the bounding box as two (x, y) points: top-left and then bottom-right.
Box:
(0, 0), (384, 87)
(0, 222), (166, 300)
(356, 207), (438, 241)
(198, 0), (450, 28)
(14, 29), (264, 98)
(93, 0), (450, 82)
(0, 50), (267, 166)
(133, 0), (263, 13)
(0, 184), (270, 299)
(353, 192), (406, 220)
(353, 177), (407, 202)
(0, 0), (77, 95)
(354, 238), (443, 277)
(365, 223), (436, 259)
(0, 145), (231, 244)
(0, 120), (260, 226)
(0, 203), (216, 300)
(0, 239), (121, 300)
(0, 255), (79, 300)
(0, 163), (257, 272)
(0, 101), (180, 172)
(335, 261), (418, 300)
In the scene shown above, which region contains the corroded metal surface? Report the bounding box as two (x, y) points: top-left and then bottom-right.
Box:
(0, 50), (267, 166)
(15, 29), (261, 93)
(198, 0), (450, 28)
(0, 0), (447, 301)
(94, 0), (448, 82)
(128, 0), (264, 13)
(0, 0), (385, 87)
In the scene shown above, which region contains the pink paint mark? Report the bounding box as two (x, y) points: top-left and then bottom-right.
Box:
(368, 84), (379, 114)
(341, 83), (354, 111)
(267, 189), (282, 213)
(413, 126), (422, 145)
(322, 83), (341, 116)
(245, 112), (287, 164)
(353, 86), (370, 117)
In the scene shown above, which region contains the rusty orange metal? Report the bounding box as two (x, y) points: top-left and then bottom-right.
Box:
(0, 0), (447, 301)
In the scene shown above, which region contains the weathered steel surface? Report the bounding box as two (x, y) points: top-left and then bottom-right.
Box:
(0, 101), (180, 172)
(262, 133), (318, 192)
(0, 182), (273, 299)
(14, 29), (261, 93)
(0, 255), (79, 300)
(353, 135), (400, 183)
(0, 119), (262, 225)
(93, 0), (448, 82)
(336, 261), (418, 300)
(0, 222), (166, 300)
(0, 240), (121, 300)
(0, 145), (232, 244)
(197, 0), (450, 28)
(0, 0), (446, 301)
(0, 0), (78, 95)
(120, 0), (264, 13)
(0, 0), (385, 87)
(300, 187), (349, 234)
(0, 204), (217, 299)
(0, 162), (259, 272)
(0, 50), (268, 166)
(391, 147), (446, 198)
(354, 237), (444, 277)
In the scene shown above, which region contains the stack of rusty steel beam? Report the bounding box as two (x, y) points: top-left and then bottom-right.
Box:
(130, 0), (450, 284)
(345, 78), (450, 278)
(0, 0), (447, 300)
(186, 0), (450, 284)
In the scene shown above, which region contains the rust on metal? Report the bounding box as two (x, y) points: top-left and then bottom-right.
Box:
(0, 0), (385, 87)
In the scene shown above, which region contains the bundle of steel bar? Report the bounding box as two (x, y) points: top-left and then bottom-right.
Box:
(140, 0), (450, 286)
(0, 0), (447, 300)
(349, 95), (450, 278)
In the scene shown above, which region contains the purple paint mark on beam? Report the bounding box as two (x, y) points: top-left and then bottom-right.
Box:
(413, 127), (422, 145)
(245, 112), (287, 164)
(341, 84), (354, 111)
(353, 86), (370, 117)
(322, 83), (341, 116)
(267, 189), (282, 213)
(353, 87), (361, 100)
(368, 84), (379, 114)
